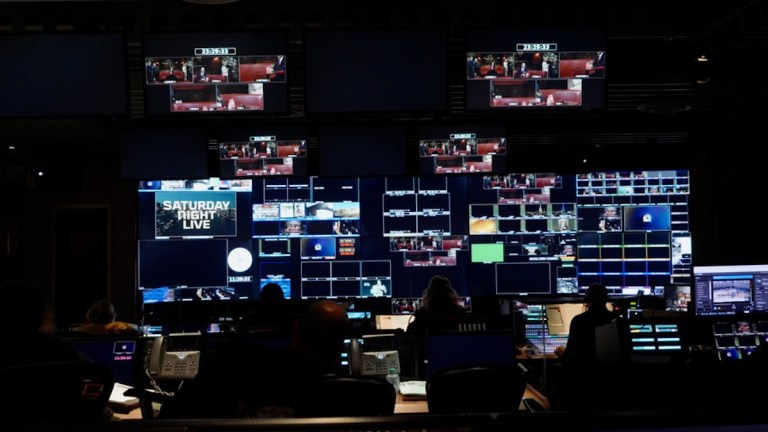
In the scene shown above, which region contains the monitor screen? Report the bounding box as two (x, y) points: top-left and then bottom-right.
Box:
(465, 29), (605, 111)
(519, 303), (570, 356)
(216, 126), (308, 178)
(143, 31), (288, 116)
(318, 126), (408, 177)
(137, 178), (255, 302)
(304, 30), (447, 113)
(67, 337), (141, 386)
(0, 33), (128, 118)
(693, 264), (768, 316)
(419, 125), (506, 175)
(119, 127), (209, 180)
(712, 320), (768, 361)
(665, 283), (691, 312)
(423, 331), (517, 379)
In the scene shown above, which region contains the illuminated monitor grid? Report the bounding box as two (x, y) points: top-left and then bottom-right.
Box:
(136, 170), (691, 303)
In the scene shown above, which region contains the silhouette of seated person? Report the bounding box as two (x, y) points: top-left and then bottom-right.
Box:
(237, 283), (296, 334)
(158, 300), (350, 419)
(70, 299), (140, 336)
(0, 279), (86, 368)
(406, 275), (467, 338)
(405, 275), (467, 379)
(553, 283), (625, 410)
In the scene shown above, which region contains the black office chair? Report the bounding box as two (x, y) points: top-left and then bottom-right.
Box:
(123, 386), (176, 419)
(299, 375), (396, 417)
(426, 364), (528, 414)
(0, 361), (114, 422)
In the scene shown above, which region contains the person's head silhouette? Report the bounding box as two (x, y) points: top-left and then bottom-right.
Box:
(584, 283), (609, 309)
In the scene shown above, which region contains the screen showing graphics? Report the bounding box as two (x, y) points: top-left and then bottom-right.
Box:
(217, 126), (307, 177)
(136, 170), (690, 305)
(419, 124), (506, 175)
(143, 32), (287, 115)
(466, 29), (605, 110)
(694, 265), (768, 316)
(137, 178), (255, 302)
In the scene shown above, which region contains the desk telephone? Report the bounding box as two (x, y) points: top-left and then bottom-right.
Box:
(349, 333), (400, 376)
(145, 333), (202, 380)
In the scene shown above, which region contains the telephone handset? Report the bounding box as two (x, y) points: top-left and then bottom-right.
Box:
(145, 332), (202, 380)
(349, 334), (400, 376)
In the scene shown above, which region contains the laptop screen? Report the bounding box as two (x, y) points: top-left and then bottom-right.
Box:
(67, 337), (142, 386)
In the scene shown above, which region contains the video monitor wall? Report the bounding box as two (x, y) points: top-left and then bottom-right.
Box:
(465, 29), (605, 110)
(143, 32), (288, 116)
(135, 170), (691, 305)
(0, 33), (128, 118)
(419, 125), (507, 175)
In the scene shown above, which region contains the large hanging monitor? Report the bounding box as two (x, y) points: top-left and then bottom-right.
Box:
(465, 29), (605, 111)
(304, 29), (447, 114)
(0, 33), (128, 118)
(142, 31), (288, 116)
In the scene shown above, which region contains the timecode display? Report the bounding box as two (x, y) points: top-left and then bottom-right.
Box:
(450, 133), (476, 139)
(195, 47), (237, 56)
(516, 43), (557, 52)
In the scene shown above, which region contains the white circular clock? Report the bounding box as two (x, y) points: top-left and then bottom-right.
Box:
(227, 247), (253, 273)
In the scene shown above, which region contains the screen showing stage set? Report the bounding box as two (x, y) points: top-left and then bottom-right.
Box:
(693, 264), (768, 316)
(135, 170), (691, 305)
(216, 126), (308, 177)
(465, 29), (605, 111)
(143, 32), (288, 116)
(419, 124), (506, 175)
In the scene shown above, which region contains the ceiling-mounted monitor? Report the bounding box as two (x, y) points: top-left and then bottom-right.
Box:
(143, 31), (288, 116)
(465, 28), (605, 111)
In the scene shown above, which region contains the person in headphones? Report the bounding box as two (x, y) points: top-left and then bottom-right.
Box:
(554, 283), (618, 365)
(552, 283), (624, 410)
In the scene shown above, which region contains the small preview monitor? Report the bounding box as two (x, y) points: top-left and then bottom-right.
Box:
(216, 126), (308, 178)
(317, 126), (408, 177)
(419, 124), (506, 175)
(623, 206), (672, 231)
(119, 128), (209, 180)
